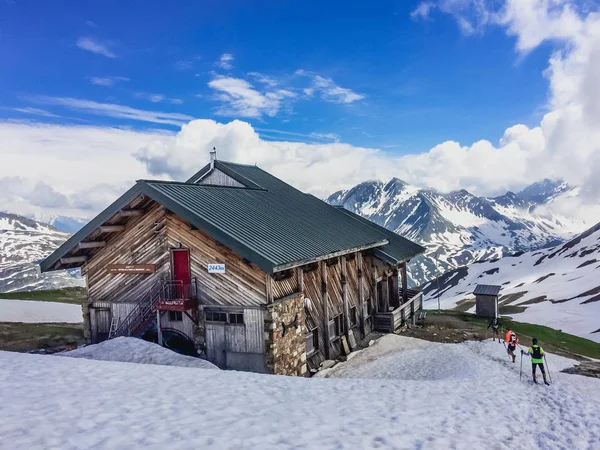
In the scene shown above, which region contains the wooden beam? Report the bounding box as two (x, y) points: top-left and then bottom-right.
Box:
(357, 252), (365, 338)
(297, 267), (304, 292)
(99, 225), (125, 233)
(382, 273), (390, 313)
(265, 274), (273, 303)
(372, 266), (378, 313)
(321, 261), (330, 359)
(401, 262), (408, 303)
(119, 209), (143, 217)
(341, 255), (350, 341)
(78, 241), (106, 249)
(60, 256), (87, 264)
(392, 268), (399, 308)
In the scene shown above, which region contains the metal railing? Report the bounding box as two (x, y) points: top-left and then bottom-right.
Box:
(108, 277), (198, 340)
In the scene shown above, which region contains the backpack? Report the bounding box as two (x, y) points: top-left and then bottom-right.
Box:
(531, 345), (542, 359)
(510, 333), (517, 343)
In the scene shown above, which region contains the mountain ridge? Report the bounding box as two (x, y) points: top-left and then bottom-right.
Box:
(327, 178), (586, 286)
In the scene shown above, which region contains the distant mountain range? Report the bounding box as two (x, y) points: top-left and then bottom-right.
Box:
(0, 178), (590, 294)
(421, 222), (600, 343)
(0, 213), (83, 293)
(328, 178), (587, 286)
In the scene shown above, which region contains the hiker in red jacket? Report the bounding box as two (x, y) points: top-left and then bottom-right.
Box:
(505, 328), (519, 363)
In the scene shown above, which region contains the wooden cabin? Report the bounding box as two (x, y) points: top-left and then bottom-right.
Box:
(474, 284), (501, 318)
(41, 155), (425, 376)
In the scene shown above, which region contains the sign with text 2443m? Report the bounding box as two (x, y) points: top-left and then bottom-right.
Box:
(208, 263), (225, 274)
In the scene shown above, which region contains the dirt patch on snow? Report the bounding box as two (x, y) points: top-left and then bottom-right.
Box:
(498, 291), (527, 305)
(518, 295), (548, 306)
(577, 259), (597, 269)
(562, 361), (600, 379)
(533, 273), (555, 284)
(452, 298), (475, 312)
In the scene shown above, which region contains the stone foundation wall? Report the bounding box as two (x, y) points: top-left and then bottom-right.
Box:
(265, 293), (307, 376)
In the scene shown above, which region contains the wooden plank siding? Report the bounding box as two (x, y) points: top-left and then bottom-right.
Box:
(166, 215), (267, 307)
(272, 272), (299, 300)
(85, 202), (169, 304)
(197, 168), (245, 188)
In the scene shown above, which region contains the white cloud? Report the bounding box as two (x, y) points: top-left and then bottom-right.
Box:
(216, 53), (234, 70)
(11, 107), (60, 118)
(86, 20), (98, 28)
(76, 38), (116, 58)
(0, 122), (169, 219)
(26, 97), (193, 126)
(208, 76), (296, 118)
(309, 132), (340, 142)
(247, 72), (278, 87)
(296, 70), (365, 104)
(134, 92), (183, 104)
(410, 2), (435, 21)
(90, 76), (129, 87)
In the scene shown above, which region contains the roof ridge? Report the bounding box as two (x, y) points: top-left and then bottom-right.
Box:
(139, 179), (266, 191)
(217, 160), (258, 168)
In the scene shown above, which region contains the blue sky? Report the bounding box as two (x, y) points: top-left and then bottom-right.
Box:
(0, 0), (552, 153)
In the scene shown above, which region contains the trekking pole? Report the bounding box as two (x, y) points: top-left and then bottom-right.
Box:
(544, 354), (553, 384)
(520, 351), (523, 380)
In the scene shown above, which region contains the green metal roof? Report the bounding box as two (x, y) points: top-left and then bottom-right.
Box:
(334, 206), (426, 264)
(41, 160), (425, 274)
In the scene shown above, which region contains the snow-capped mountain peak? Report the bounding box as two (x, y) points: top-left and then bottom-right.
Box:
(0, 212), (83, 292)
(328, 179), (590, 286)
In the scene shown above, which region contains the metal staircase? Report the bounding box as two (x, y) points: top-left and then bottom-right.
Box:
(109, 280), (163, 339)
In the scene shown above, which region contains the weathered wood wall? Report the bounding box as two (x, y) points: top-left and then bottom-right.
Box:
(272, 273), (299, 299)
(166, 215), (267, 307)
(300, 252), (395, 372)
(160, 311), (196, 338)
(203, 308), (265, 372)
(86, 202), (169, 304)
(197, 169), (245, 187)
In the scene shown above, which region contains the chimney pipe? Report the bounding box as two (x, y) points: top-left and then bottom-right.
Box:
(209, 146), (216, 170)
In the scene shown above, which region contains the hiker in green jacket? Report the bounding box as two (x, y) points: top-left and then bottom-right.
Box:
(522, 338), (550, 385)
(487, 317), (501, 342)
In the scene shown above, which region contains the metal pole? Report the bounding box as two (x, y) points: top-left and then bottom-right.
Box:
(157, 309), (163, 346)
(520, 351), (523, 380)
(544, 354), (552, 384)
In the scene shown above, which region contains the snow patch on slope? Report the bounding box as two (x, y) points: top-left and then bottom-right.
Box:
(1, 336), (599, 449)
(62, 337), (218, 369)
(424, 223), (600, 342)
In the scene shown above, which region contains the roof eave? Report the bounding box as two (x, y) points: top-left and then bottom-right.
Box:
(272, 239), (389, 273)
(40, 185), (144, 273)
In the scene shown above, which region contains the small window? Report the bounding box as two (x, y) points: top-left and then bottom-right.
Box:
(229, 313), (244, 324)
(168, 311), (183, 321)
(306, 328), (318, 355)
(206, 310), (227, 322)
(329, 314), (343, 341)
(364, 299), (373, 318)
(350, 306), (357, 327)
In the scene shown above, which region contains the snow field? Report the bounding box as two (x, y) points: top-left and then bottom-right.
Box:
(0, 334), (599, 449)
(62, 337), (218, 369)
(0, 299), (83, 323)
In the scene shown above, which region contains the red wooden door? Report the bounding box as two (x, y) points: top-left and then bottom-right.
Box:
(172, 250), (191, 298)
